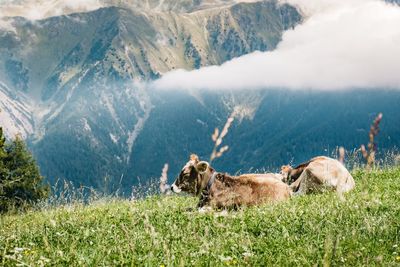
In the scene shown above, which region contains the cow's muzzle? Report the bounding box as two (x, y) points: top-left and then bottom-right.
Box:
(171, 183), (182, 193)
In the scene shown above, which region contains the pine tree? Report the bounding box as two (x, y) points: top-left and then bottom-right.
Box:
(0, 134), (49, 213)
(0, 128), (5, 157)
(0, 127), (7, 207)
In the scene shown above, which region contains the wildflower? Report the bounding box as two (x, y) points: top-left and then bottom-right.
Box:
(219, 255), (233, 262)
(396, 256), (400, 261)
(50, 219), (56, 227)
(38, 256), (51, 264)
(14, 247), (25, 253)
(242, 252), (253, 258)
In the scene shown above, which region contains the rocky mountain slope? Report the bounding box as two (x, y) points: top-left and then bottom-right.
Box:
(0, 81), (33, 138)
(0, 1), (302, 190)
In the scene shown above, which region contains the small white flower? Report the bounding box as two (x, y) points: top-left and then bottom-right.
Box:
(242, 252), (253, 258)
(50, 219), (56, 227)
(219, 255), (233, 262)
(198, 206), (212, 213)
(39, 256), (50, 262)
(14, 247), (25, 253)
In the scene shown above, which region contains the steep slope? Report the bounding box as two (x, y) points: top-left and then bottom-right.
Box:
(0, 1), (301, 189)
(128, 89), (400, 182)
(0, 81), (33, 138)
(1, 2), (300, 91)
(2, 1), (399, 193)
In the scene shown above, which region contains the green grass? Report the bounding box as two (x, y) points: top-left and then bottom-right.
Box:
(1, 168), (400, 266)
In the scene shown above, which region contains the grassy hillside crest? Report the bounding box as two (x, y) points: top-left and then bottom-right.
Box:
(1, 167), (400, 266)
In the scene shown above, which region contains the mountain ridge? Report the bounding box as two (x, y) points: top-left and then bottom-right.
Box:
(1, 1), (399, 192)
(1, 1), (303, 190)
(0, 1), (272, 20)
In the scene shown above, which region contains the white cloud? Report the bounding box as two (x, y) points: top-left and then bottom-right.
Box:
(0, 0), (266, 30)
(0, 0), (105, 21)
(153, 0), (400, 90)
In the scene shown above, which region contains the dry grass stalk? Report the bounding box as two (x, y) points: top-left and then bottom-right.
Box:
(338, 146), (345, 164)
(159, 163), (170, 195)
(210, 114), (234, 163)
(361, 113), (383, 168)
(395, 155), (400, 166)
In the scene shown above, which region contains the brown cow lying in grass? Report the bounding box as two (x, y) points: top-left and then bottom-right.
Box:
(171, 154), (291, 210)
(281, 156), (355, 195)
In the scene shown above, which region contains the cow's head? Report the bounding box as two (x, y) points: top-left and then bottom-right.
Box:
(171, 154), (214, 195)
(280, 165), (293, 183)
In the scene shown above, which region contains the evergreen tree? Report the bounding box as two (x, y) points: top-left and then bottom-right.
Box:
(0, 128), (6, 160)
(0, 127), (7, 205)
(0, 134), (49, 213)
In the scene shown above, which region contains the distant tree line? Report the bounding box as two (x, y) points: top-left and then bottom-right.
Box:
(0, 126), (49, 213)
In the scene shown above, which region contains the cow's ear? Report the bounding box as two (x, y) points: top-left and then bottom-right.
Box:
(281, 165), (291, 172)
(190, 154), (199, 162)
(196, 161), (209, 173)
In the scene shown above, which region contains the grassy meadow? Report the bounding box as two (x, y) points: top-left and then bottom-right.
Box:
(1, 168), (400, 266)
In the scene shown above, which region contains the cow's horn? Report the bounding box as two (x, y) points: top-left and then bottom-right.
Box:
(196, 161), (209, 174)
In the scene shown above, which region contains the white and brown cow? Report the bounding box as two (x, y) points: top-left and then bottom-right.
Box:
(171, 154), (291, 209)
(281, 156), (355, 195)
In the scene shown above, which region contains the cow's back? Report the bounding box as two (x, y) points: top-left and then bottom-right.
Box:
(250, 176), (291, 203)
(231, 175), (290, 205)
(209, 174), (291, 208)
(298, 157), (355, 194)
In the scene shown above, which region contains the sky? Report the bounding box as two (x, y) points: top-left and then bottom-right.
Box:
(153, 0), (400, 90)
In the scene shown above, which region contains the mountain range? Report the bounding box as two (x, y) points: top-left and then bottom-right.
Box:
(0, 0), (399, 192)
